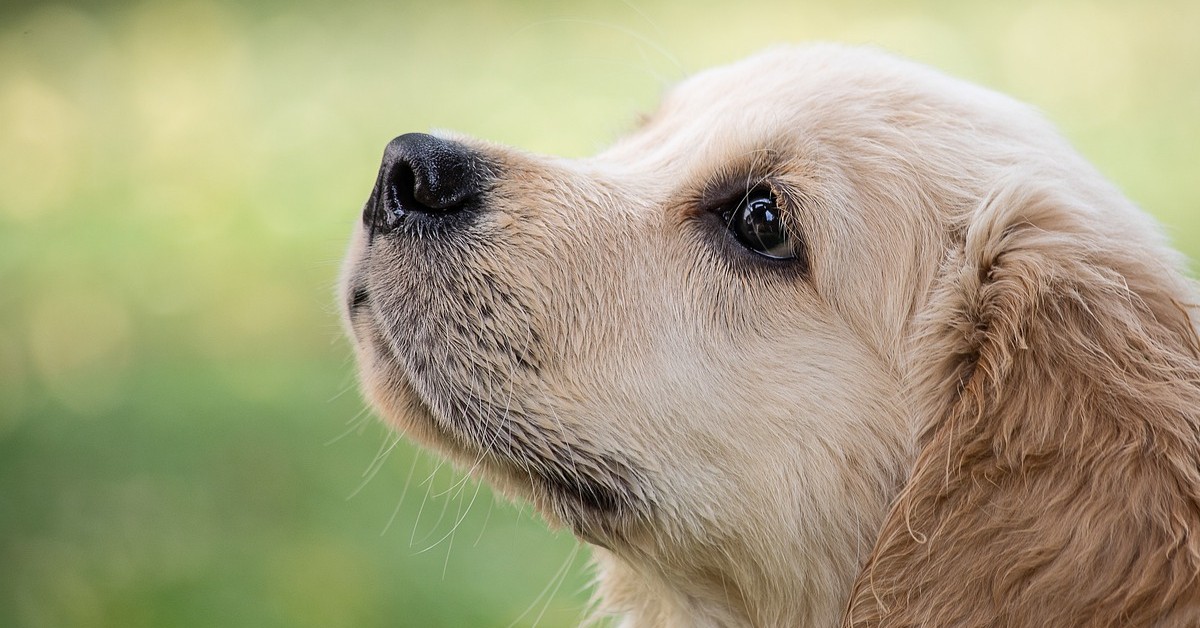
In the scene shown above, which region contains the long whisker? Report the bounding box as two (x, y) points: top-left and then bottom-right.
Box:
(507, 542), (582, 628)
(381, 448), (423, 536)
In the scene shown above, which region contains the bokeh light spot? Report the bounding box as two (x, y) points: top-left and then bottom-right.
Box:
(28, 286), (133, 417)
(0, 76), (81, 223)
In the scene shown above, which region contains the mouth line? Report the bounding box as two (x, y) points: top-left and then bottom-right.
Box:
(352, 285), (650, 529)
(349, 286), (370, 312)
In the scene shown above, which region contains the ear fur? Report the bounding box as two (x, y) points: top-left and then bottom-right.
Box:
(844, 174), (1200, 626)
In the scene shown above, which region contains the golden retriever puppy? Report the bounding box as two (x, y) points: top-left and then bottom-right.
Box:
(340, 44), (1200, 626)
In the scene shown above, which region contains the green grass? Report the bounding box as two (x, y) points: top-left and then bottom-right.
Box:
(1, 0), (1197, 625)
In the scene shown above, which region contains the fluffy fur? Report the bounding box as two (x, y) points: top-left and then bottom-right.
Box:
(340, 44), (1200, 626)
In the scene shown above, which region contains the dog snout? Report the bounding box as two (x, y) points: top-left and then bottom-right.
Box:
(363, 133), (488, 235)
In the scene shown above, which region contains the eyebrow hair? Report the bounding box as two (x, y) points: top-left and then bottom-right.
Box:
(695, 150), (782, 208)
(697, 172), (770, 211)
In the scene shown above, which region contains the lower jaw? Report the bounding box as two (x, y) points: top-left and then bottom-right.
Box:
(361, 318), (645, 544)
(372, 382), (634, 541)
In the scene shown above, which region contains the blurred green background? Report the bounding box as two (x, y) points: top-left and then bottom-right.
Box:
(0, 0), (1197, 626)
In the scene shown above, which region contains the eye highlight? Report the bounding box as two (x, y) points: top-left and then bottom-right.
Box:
(720, 188), (796, 260)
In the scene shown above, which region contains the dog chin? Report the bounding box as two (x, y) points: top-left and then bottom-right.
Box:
(376, 381), (637, 545)
(346, 306), (643, 544)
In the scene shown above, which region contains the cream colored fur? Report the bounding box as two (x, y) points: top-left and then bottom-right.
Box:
(341, 44), (1200, 626)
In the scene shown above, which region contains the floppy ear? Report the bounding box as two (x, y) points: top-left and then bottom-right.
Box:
(844, 174), (1200, 626)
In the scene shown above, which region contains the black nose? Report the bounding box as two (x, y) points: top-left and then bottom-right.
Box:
(363, 133), (487, 236)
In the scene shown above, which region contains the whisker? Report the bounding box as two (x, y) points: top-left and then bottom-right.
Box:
(346, 430), (403, 500)
(381, 448), (423, 536)
(508, 543), (582, 628)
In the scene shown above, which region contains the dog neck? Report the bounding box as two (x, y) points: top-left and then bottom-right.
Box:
(589, 539), (853, 627)
(585, 452), (907, 627)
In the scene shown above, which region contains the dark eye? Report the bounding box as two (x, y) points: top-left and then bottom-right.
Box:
(723, 189), (796, 260)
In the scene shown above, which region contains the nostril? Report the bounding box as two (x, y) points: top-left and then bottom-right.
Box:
(363, 133), (489, 236)
(383, 158), (421, 217)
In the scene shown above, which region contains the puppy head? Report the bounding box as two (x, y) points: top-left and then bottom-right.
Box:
(340, 43), (1194, 621)
(342, 46), (928, 536)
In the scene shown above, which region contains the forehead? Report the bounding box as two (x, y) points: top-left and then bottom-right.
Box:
(594, 46), (902, 171)
(594, 44), (1017, 177)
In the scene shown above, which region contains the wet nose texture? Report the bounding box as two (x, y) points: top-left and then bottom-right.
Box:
(363, 133), (489, 236)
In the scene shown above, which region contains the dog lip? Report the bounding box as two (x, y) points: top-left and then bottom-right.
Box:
(348, 286), (370, 311)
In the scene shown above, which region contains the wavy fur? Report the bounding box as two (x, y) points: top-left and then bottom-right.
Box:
(846, 175), (1200, 626)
